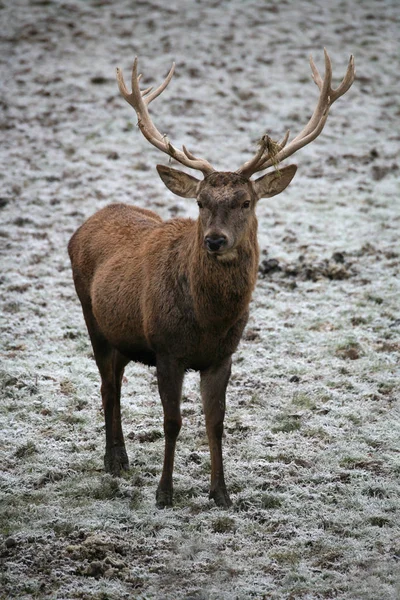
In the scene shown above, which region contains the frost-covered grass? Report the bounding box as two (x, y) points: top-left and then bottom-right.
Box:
(1, 0), (399, 598)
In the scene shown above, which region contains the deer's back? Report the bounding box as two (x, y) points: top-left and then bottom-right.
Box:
(68, 203), (163, 284)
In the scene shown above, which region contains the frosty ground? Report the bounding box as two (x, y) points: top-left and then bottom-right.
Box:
(0, 0), (399, 598)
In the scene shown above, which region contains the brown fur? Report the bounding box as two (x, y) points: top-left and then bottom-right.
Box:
(68, 165), (296, 507)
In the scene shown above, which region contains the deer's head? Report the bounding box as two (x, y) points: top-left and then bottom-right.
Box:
(156, 166), (296, 258)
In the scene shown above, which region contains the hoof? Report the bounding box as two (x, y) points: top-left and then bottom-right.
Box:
(156, 486), (173, 509)
(210, 487), (232, 508)
(104, 446), (129, 476)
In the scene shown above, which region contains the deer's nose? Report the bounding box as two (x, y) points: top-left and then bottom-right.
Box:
(205, 235), (227, 252)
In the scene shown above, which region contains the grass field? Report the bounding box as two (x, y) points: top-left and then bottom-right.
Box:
(1, 1), (399, 598)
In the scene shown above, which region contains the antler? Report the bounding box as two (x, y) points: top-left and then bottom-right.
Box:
(236, 49), (355, 178)
(116, 58), (215, 176)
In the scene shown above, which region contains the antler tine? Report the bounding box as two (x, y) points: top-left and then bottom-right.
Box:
(144, 63), (175, 104)
(290, 48), (332, 145)
(237, 130), (290, 177)
(183, 145), (195, 159)
(117, 58), (215, 175)
(310, 47), (331, 90)
(130, 57), (143, 105)
(279, 129), (290, 148)
(141, 85), (153, 97)
(331, 54), (355, 100)
(236, 49), (355, 177)
(236, 135), (270, 177)
(311, 49), (355, 102)
(310, 54), (323, 88)
(116, 65), (130, 99)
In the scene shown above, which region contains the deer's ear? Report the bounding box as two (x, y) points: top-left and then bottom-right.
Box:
(157, 165), (200, 198)
(253, 164), (297, 200)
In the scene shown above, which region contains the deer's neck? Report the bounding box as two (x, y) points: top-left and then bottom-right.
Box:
(188, 218), (259, 328)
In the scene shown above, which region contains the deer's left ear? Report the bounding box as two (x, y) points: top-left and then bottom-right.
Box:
(253, 164), (297, 200)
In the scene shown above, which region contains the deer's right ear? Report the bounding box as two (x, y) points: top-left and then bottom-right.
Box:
(157, 165), (200, 198)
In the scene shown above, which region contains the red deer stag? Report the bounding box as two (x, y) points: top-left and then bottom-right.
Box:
(68, 50), (355, 508)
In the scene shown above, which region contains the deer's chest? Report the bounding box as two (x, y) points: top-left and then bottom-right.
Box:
(144, 274), (250, 368)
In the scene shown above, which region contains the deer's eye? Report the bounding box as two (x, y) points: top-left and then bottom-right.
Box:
(197, 201), (203, 209)
(242, 201), (251, 209)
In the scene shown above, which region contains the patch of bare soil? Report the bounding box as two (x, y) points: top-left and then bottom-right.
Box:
(259, 251), (355, 282)
(1, 532), (143, 597)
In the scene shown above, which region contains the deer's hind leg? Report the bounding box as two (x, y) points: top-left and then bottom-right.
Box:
(80, 301), (130, 475)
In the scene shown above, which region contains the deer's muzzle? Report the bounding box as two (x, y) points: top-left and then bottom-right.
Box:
(204, 234), (228, 253)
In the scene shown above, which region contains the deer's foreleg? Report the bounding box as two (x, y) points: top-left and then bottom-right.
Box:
(200, 357), (232, 508)
(156, 356), (184, 508)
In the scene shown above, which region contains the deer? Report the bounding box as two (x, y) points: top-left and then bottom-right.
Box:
(68, 49), (355, 508)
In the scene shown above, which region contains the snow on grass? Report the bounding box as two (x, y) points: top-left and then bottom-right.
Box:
(1, 0), (399, 598)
